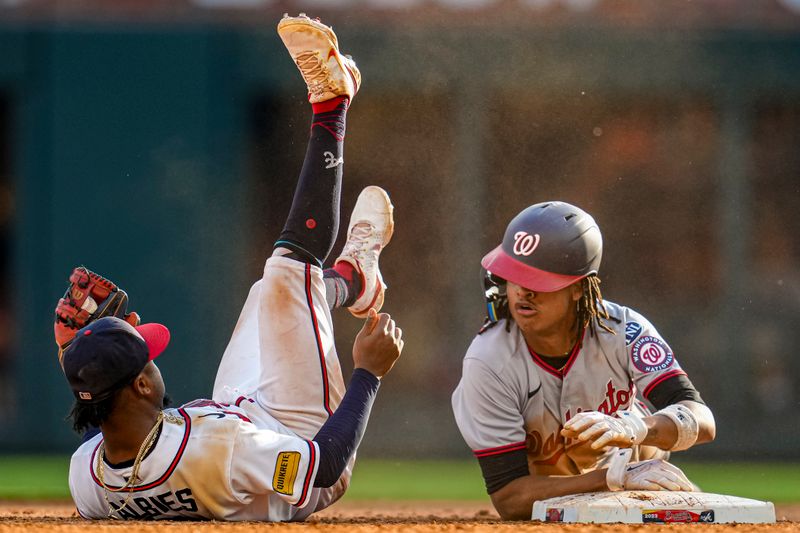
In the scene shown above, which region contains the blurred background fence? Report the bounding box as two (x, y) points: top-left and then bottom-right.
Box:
(0, 0), (798, 460)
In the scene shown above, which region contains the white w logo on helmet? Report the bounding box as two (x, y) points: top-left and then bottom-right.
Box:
(513, 231), (540, 256)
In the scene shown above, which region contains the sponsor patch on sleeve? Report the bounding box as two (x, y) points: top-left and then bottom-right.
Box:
(631, 336), (674, 373)
(625, 321), (643, 345)
(273, 451), (301, 495)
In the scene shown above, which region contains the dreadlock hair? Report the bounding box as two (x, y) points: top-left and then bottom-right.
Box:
(579, 274), (615, 337)
(481, 274), (615, 337)
(68, 392), (119, 434)
(67, 390), (174, 434)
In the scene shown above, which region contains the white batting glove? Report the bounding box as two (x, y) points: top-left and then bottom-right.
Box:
(561, 410), (648, 450)
(607, 452), (695, 492)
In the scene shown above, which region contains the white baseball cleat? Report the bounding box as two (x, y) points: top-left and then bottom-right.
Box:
(336, 186), (394, 318)
(277, 13), (361, 104)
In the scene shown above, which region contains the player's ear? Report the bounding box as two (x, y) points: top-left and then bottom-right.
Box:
(570, 281), (583, 302)
(131, 368), (154, 397)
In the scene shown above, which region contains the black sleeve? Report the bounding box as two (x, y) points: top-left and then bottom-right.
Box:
(477, 448), (530, 494)
(312, 368), (380, 488)
(646, 373), (705, 411)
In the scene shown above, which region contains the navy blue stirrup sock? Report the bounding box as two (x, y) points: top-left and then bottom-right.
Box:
(276, 96), (349, 266)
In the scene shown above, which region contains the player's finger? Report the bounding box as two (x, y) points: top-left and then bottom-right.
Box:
(374, 312), (392, 333)
(590, 431), (619, 450)
(658, 465), (694, 491)
(660, 473), (688, 491)
(568, 411), (605, 430)
(562, 413), (586, 429)
(577, 425), (607, 442)
(640, 481), (664, 491)
(595, 429), (630, 449)
(393, 326), (403, 341)
(360, 308), (379, 335)
(646, 467), (681, 490)
(564, 416), (594, 433)
(654, 476), (682, 491)
(575, 426), (598, 440)
(380, 315), (394, 333)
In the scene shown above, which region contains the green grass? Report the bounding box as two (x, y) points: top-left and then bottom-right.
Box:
(345, 459), (487, 501)
(1, 456), (799, 503)
(673, 461), (800, 504)
(0, 456), (71, 499)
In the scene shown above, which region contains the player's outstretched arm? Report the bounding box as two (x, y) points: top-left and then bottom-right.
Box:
(490, 451), (695, 520)
(490, 469), (608, 520)
(643, 400), (716, 450)
(311, 309), (403, 488)
(561, 401), (715, 452)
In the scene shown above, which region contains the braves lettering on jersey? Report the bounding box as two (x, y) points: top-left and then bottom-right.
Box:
(451, 301), (686, 476)
(70, 257), (351, 522)
(70, 401), (319, 521)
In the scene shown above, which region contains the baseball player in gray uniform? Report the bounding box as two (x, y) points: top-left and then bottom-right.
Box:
(60, 15), (404, 521)
(452, 201), (716, 520)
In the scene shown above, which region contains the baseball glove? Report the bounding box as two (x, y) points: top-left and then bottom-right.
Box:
(54, 266), (140, 365)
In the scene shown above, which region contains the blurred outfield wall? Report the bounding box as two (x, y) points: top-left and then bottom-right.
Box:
(0, 4), (799, 459)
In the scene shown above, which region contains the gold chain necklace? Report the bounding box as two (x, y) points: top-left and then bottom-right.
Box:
(96, 411), (164, 518)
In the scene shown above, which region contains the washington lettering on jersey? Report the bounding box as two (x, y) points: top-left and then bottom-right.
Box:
(453, 300), (684, 476)
(526, 380), (635, 465)
(565, 380), (635, 421)
(532, 380), (636, 466)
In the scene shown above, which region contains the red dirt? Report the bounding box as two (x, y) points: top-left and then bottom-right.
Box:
(1, 500), (798, 532)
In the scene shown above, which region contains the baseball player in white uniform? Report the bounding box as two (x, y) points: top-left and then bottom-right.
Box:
(452, 201), (716, 520)
(61, 15), (404, 521)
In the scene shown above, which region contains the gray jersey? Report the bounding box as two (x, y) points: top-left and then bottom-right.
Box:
(452, 300), (684, 476)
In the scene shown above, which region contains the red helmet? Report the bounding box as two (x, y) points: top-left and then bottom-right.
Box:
(481, 201), (602, 292)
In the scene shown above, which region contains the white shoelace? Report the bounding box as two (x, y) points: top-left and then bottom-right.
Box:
(294, 51), (337, 96)
(342, 223), (374, 257)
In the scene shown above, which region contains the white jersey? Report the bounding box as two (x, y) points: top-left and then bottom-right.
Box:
(70, 256), (351, 521)
(70, 400), (321, 521)
(452, 300), (685, 476)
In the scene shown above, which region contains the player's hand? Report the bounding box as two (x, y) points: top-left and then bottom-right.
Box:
(54, 266), (140, 366)
(561, 410), (647, 450)
(608, 457), (695, 492)
(352, 308), (403, 379)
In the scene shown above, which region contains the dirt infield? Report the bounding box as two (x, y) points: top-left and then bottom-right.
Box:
(1, 501), (798, 532)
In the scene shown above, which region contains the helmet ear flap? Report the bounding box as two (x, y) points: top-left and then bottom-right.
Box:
(482, 269), (507, 324)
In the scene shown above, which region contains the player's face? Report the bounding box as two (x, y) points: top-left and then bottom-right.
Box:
(506, 281), (582, 343)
